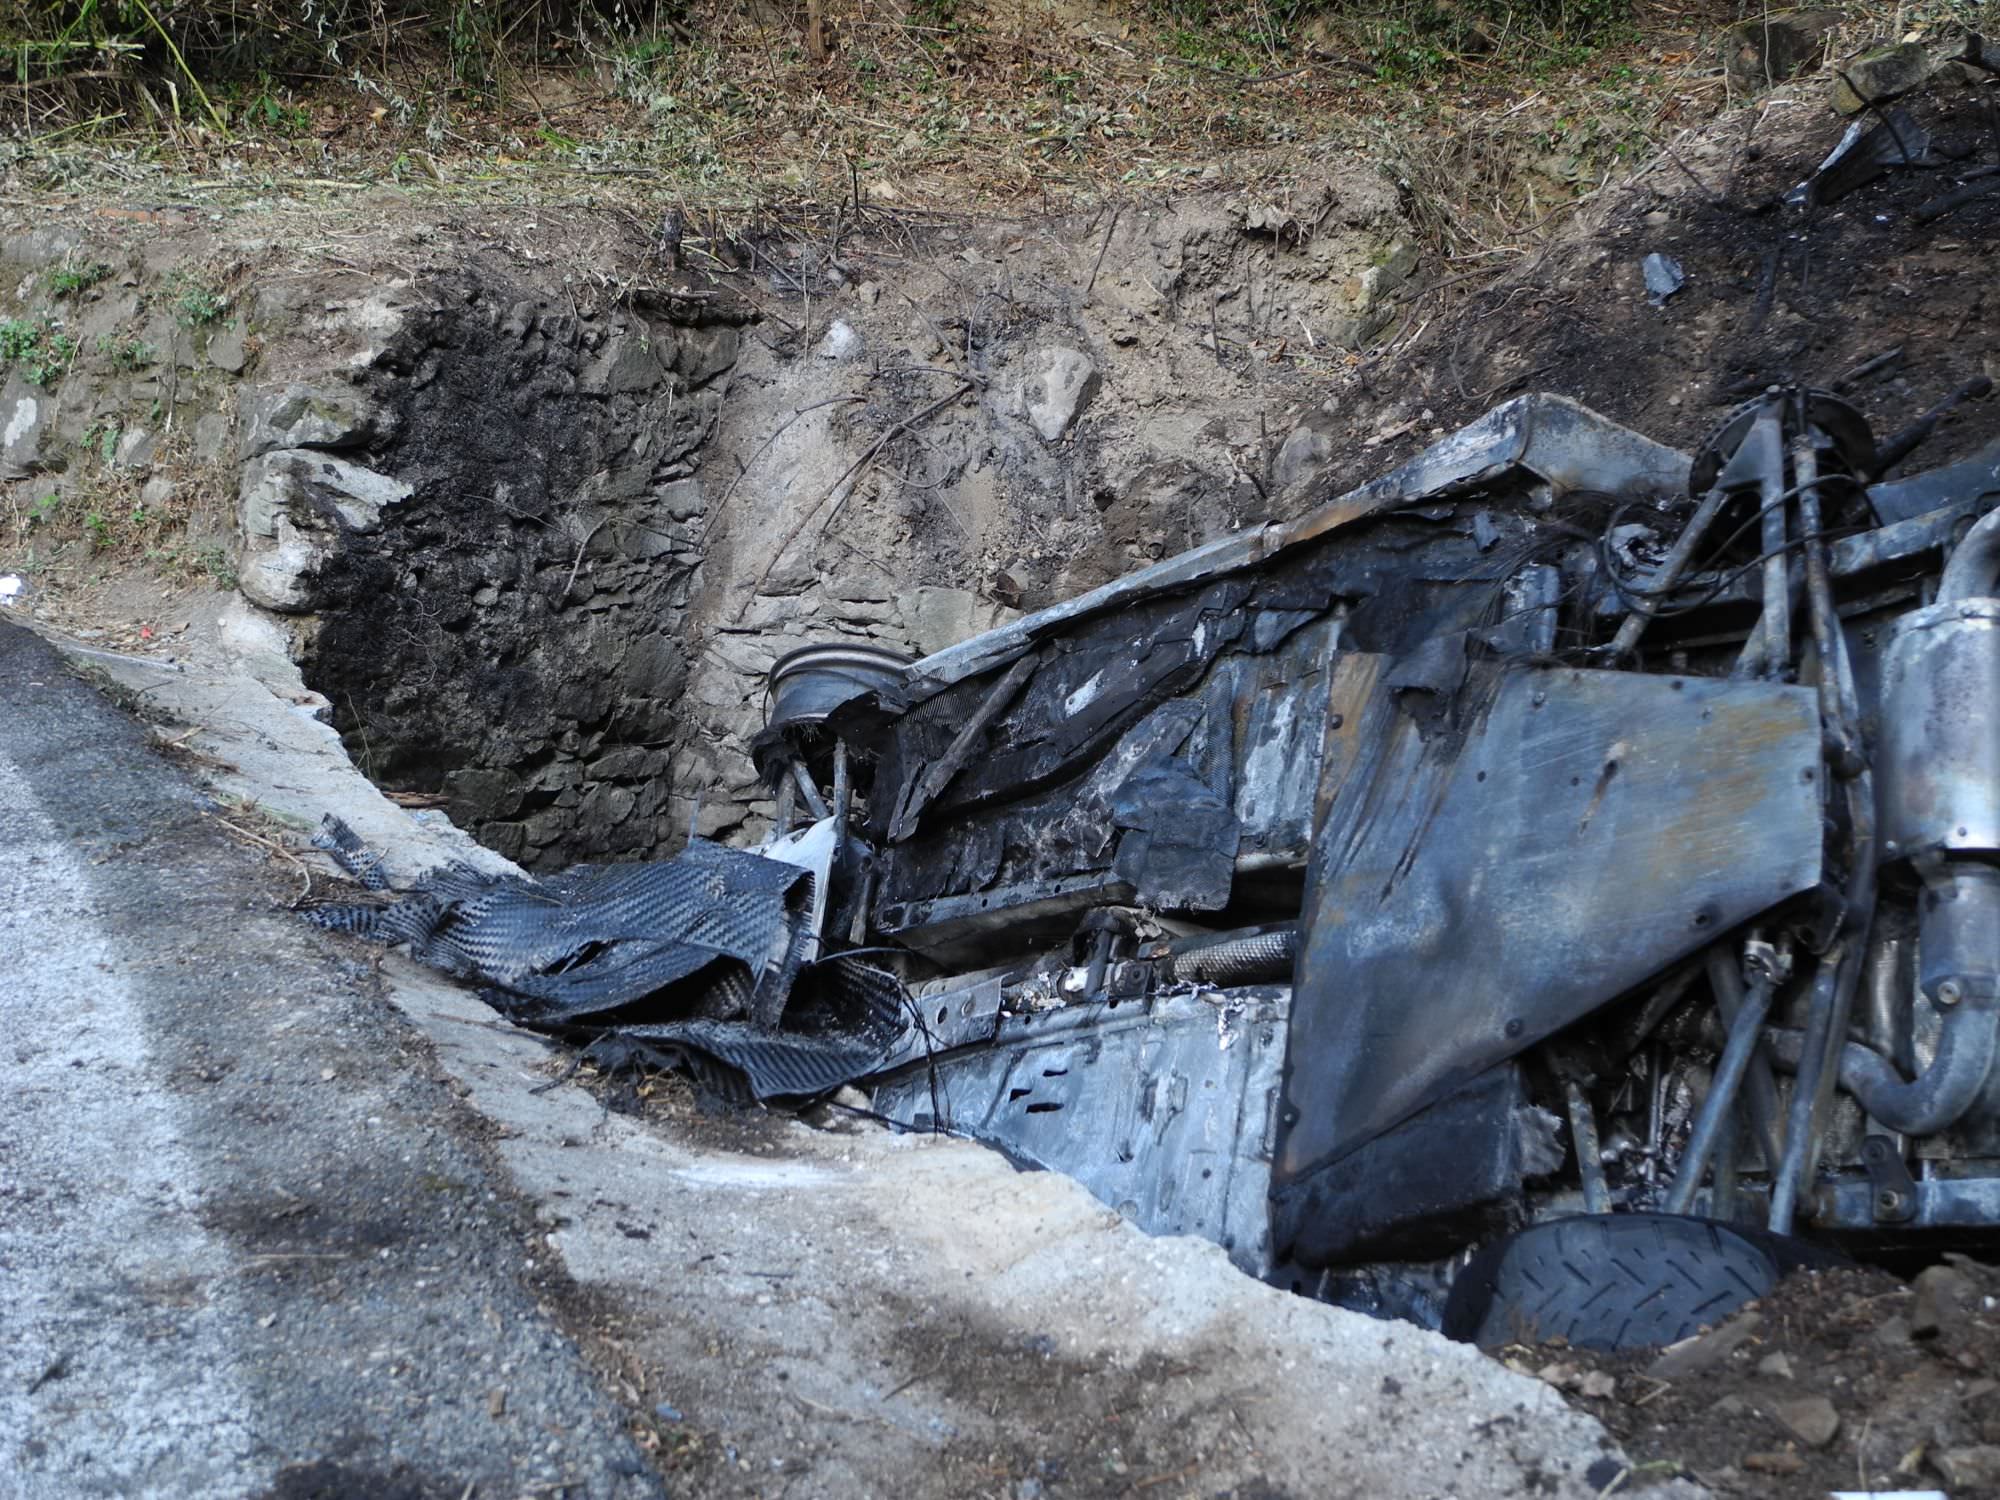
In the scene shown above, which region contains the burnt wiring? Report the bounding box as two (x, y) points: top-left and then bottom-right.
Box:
(1595, 473), (1874, 620)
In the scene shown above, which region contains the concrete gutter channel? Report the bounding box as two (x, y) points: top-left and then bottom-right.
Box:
(0, 612), (1691, 1499)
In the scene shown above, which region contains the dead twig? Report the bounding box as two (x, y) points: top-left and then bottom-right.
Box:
(882, 1360), (943, 1400)
(1629, 1375), (1675, 1407)
(205, 812), (313, 906)
(1085, 206), (1120, 298)
(702, 394), (867, 546)
(1129, 1460), (1203, 1492)
(26, 1353), (70, 1394)
(559, 517), (607, 606)
(737, 382), (974, 617)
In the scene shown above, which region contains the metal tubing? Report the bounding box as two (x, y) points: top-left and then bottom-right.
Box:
(1608, 483), (1735, 660)
(1792, 434), (1863, 774)
(1862, 932), (1915, 1078)
(1169, 929), (1298, 987)
(1755, 407), (1792, 675)
(1764, 997), (2000, 1135)
(772, 772), (797, 838)
(790, 758), (831, 822)
(831, 737), (852, 828)
(1705, 948), (1787, 1173)
(1710, 1109), (1742, 1223)
(1665, 975), (1774, 1214)
(1565, 1081), (1612, 1215)
(1938, 504), (2000, 603)
(848, 861), (874, 946)
(1768, 944), (1846, 1234)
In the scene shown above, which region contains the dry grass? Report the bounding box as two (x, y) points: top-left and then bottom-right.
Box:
(5, 0), (1991, 326)
(3, 433), (237, 595)
(5, 0), (1750, 224)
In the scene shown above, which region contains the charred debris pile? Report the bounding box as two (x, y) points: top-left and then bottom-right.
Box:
(314, 94), (2000, 1353)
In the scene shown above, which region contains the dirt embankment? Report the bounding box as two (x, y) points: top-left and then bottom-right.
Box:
(1332, 78), (2000, 487)
(1530, 1257), (2000, 1496)
(1, 21), (1997, 1500)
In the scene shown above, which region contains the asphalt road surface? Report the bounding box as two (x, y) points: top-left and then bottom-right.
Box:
(0, 618), (657, 1500)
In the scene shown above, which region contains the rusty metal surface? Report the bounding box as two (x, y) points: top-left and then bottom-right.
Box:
(1275, 664), (1826, 1209)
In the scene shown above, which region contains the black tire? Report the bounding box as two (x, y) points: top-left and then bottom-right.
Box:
(1440, 1214), (1801, 1352)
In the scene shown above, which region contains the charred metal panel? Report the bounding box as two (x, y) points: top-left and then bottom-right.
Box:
(1206, 618), (1344, 863)
(1879, 598), (2000, 860)
(869, 612), (1344, 946)
(1869, 434), (2000, 526)
(877, 872), (1137, 964)
(1272, 662), (1825, 1258)
(864, 506), (1573, 951)
(1277, 1065), (1560, 1266)
(899, 395), (1689, 701)
(871, 986), (1290, 1275)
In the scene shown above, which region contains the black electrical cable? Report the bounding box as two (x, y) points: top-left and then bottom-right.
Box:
(1604, 471), (1873, 598)
(1596, 473), (1873, 619)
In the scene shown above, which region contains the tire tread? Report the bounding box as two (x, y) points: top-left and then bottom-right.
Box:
(1440, 1214), (1800, 1352)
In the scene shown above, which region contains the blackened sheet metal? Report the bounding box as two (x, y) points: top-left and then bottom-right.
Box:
(871, 501), (1571, 936)
(1868, 435), (2000, 526)
(876, 872), (1139, 964)
(873, 613), (1344, 938)
(1277, 1065), (1561, 1267)
(894, 395), (1690, 702)
(1212, 616), (1343, 863)
(870, 985), (1290, 1276)
(1110, 759), (1241, 910)
(1272, 661), (1825, 1239)
(1785, 108), (1933, 209)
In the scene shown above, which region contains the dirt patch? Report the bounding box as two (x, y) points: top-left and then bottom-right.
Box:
(255, 1460), (446, 1500)
(873, 1308), (1273, 1499)
(1511, 1258), (2000, 1496)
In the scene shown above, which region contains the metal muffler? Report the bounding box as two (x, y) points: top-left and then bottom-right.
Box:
(1871, 508), (2000, 1132)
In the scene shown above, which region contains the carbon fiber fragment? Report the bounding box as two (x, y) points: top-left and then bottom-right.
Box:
(304, 817), (906, 1095)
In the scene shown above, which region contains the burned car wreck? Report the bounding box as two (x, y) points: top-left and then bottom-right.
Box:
(316, 380), (2000, 1351)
